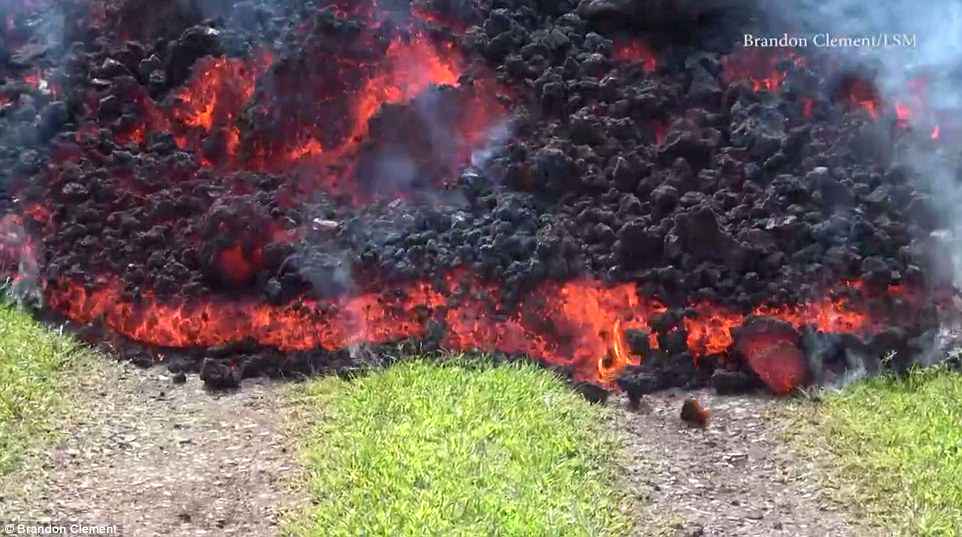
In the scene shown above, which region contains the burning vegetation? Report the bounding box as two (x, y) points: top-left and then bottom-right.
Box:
(1, 0), (959, 395)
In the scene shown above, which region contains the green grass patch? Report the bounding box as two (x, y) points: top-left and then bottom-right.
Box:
(285, 358), (632, 537)
(795, 366), (962, 536)
(0, 304), (94, 475)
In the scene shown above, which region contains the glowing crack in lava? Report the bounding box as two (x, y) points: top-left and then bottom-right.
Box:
(279, 34), (463, 165)
(108, 21), (502, 200)
(170, 53), (273, 165)
(721, 48), (806, 92)
(114, 51), (272, 161)
(251, 31), (506, 200)
(44, 271), (892, 388)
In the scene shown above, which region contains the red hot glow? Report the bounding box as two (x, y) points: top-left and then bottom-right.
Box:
(44, 272), (896, 389)
(722, 48), (805, 92)
(613, 39), (657, 73)
(170, 52), (273, 165)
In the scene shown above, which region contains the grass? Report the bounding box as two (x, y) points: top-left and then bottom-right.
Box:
(792, 366), (962, 537)
(284, 358), (632, 537)
(0, 303), (94, 475)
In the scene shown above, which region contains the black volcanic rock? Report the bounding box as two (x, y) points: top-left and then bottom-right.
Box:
(200, 358), (242, 389)
(166, 26), (223, 89)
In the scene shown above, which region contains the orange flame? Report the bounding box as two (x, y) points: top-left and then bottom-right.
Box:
(601, 319), (633, 384)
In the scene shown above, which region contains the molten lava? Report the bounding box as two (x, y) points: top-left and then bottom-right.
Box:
(340, 35), (462, 152)
(18, 68), (60, 97)
(801, 97), (815, 119)
(836, 76), (880, 119)
(722, 48), (805, 92)
(95, 8), (500, 199)
(613, 39), (657, 73)
(43, 269), (901, 388)
(170, 52), (272, 165)
(734, 320), (811, 395)
(411, 4), (471, 32)
(895, 102), (912, 126)
(683, 297), (870, 357)
(248, 31), (504, 199)
(4, 0), (937, 397)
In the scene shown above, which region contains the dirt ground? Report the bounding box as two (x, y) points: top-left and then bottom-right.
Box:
(611, 388), (859, 537)
(0, 361), (305, 536)
(1, 358), (861, 537)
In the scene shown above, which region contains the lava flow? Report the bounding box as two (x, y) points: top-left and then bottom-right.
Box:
(276, 33), (462, 166)
(41, 271), (898, 388)
(2, 0), (955, 398)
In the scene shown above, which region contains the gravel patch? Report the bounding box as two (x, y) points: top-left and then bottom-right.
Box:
(0, 361), (304, 536)
(613, 389), (858, 537)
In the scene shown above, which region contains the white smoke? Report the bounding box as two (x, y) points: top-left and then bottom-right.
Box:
(750, 1), (962, 366)
(766, 1), (962, 284)
(785, 0), (962, 106)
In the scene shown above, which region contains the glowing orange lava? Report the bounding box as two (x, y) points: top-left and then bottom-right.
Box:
(736, 327), (810, 395)
(836, 76), (880, 119)
(613, 39), (657, 73)
(91, 2), (502, 201)
(411, 4), (470, 32)
(346, 35), (461, 149)
(19, 69), (59, 96)
(442, 277), (664, 385)
(170, 51), (272, 165)
(722, 48), (805, 92)
(42, 270), (900, 388)
(246, 32), (503, 200)
(684, 304), (744, 356)
(889, 76), (945, 139)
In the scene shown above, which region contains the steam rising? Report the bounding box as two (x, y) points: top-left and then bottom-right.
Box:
(754, 0), (962, 367)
